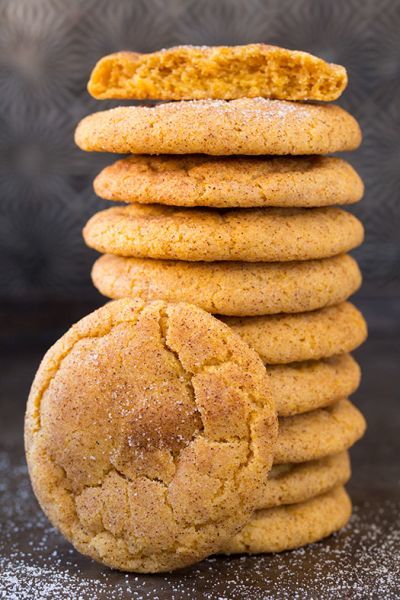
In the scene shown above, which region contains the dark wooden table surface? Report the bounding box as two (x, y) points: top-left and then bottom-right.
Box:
(1, 299), (399, 599)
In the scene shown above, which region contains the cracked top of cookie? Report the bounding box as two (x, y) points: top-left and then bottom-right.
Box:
(25, 298), (278, 573)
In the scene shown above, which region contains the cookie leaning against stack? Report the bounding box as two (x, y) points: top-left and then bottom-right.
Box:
(25, 298), (278, 572)
(75, 43), (367, 563)
(25, 44), (367, 573)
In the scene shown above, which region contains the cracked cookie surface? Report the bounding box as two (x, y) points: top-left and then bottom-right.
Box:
(83, 204), (364, 263)
(87, 44), (347, 102)
(91, 254), (362, 317)
(93, 155), (363, 208)
(25, 298), (278, 572)
(75, 98), (361, 156)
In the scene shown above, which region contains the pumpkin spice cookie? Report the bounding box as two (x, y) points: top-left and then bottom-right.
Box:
(88, 44), (348, 102)
(94, 155), (364, 209)
(75, 98), (361, 156)
(275, 399), (366, 464)
(268, 354), (361, 417)
(25, 298), (278, 573)
(259, 452), (351, 509)
(223, 302), (367, 364)
(83, 204), (364, 263)
(222, 486), (352, 554)
(91, 253), (362, 317)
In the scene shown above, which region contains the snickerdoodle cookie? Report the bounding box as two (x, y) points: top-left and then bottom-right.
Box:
(91, 254), (362, 317)
(259, 452), (351, 509)
(94, 155), (364, 208)
(223, 302), (367, 363)
(88, 44), (347, 102)
(275, 399), (366, 464)
(75, 98), (361, 156)
(83, 204), (364, 262)
(25, 298), (277, 573)
(268, 354), (360, 417)
(222, 486), (351, 554)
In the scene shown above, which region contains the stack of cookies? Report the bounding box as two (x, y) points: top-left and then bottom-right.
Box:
(76, 45), (367, 557)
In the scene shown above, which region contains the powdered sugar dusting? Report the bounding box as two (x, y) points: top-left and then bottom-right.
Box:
(1, 448), (399, 599)
(150, 97), (310, 120)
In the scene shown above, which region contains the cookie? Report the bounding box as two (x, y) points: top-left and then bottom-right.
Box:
(259, 452), (351, 509)
(94, 155), (364, 209)
(83, 205), (364, 263)
(91, 254), (362, 317)
(275, 399), (366, 464)
(223, 302), (367, 364)
(88, 44), (347, 102)
(75, 98), (361, 156)
(25, 298), (278, 573)
(269, 354), (360, 417)
(221, 486), (351, 554)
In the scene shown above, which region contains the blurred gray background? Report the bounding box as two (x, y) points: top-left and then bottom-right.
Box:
(0, 0), (399, 309)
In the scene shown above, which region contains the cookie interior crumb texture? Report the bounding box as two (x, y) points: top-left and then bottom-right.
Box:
(24, 298), (278, 573)
(87, 45), (347, 102)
